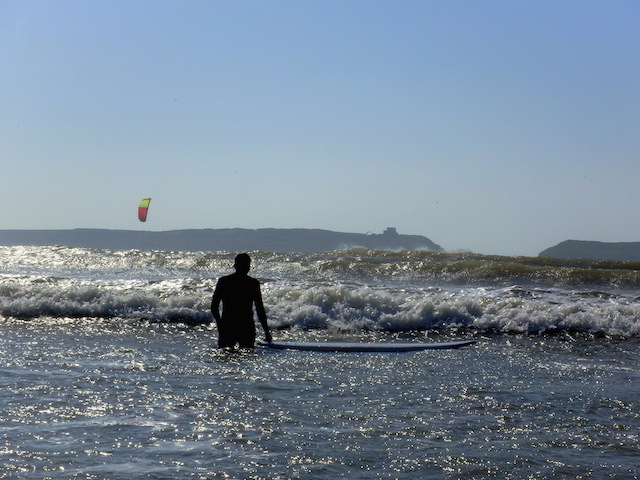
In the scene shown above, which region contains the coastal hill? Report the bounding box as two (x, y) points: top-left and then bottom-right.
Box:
(0, 227), (444, 253)
(539, 240), (640, 261)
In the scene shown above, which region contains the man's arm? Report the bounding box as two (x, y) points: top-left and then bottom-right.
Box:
(211, 282), (222, 323)
(254, 284), (272, 343)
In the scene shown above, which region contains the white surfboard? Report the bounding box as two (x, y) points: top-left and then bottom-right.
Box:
(258, 340), (476, 352)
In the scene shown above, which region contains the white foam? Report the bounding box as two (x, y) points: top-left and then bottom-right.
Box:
(1, 246), (639, 337)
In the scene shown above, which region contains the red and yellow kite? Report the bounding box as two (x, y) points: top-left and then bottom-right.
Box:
(138, 198), (151, 222)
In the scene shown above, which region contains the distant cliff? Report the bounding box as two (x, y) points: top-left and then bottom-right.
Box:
(539, 240), (640, 261)
(0, 227), (443, 253)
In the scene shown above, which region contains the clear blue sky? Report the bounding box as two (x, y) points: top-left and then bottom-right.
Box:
(2, 1), (639, 256)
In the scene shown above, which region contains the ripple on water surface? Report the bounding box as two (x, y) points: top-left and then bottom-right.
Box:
(0, 319), (638, 479)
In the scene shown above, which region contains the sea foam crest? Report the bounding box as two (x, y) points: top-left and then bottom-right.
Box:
(265, 284), (640, 337)
(0, 275), (212, 323)
(2, 246), (640, 337)
(2, 277), (640, 337)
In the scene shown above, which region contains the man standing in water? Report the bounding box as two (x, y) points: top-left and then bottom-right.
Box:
(211, 253), (272, 348)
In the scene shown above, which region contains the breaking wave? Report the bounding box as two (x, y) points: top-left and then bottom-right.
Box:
(1, 246), (640, 337)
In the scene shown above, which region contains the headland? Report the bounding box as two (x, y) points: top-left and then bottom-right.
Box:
(0, 227), (443, 253)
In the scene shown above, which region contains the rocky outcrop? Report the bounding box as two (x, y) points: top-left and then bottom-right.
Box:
(539, 240), (640, 261)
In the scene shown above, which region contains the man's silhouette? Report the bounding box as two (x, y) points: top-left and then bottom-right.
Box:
(211, 253), (272, 348)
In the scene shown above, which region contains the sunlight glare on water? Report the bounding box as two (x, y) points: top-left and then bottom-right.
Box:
(1, 319), (638, 479)
(1, 246), (639, 478)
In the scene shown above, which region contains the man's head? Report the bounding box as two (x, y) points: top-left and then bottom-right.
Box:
(233, 253), (251, 274)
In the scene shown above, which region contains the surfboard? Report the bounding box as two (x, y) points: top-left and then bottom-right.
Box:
(258, 340), (476, 352)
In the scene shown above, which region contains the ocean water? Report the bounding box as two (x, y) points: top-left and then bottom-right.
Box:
(1, 246), (639, 479)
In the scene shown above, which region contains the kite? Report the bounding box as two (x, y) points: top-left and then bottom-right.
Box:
(138, 198), (151, 222)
